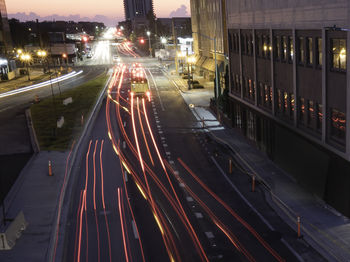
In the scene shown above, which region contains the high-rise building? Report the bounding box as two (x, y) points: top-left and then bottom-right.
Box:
(124, 0), (154, 21)
(0, 0), (12, 54)
(226, 0), (350, 216)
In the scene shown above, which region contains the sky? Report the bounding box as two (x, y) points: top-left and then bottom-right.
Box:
(6, 0), (190, 26)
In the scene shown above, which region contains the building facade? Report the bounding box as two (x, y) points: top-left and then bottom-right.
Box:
(190, 0), (227, 81)
(226, 0), (350, 216)
(123, 0), (154, 30)
(0, 0), (12, 54)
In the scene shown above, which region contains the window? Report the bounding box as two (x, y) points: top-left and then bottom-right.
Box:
(282, 36), (287, 61)
(317, 38), (322, 66)
(290, 94), (295, 120)
(277, 89), (282, 112)
(307, 100), (314, 128)
(289, 36), (294, 62)
(248, 79), (253, 99)
(332, 39), (346, 70)
(274, 36), (281, 60)
(263, 35), (271, 58)
(307, 37), (313, 65)
(317, 103), (323, 131)
(299, 98), (305, 125)
(330, 109), (346, 142)
(284, 92), (288, 116)
(258, 82), (264, 106)
(298, 37), (305, 64)
(247, 35), (253, 55)
(241, 35), (246, 54)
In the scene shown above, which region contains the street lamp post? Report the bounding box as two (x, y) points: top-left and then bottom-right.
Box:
(20, 53), (32, 81)
(147, 31), (152, 57)
(187, 56), (196, 90)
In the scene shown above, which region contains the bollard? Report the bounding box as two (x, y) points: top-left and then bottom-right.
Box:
(297, 216), (301, 238)
(252, 175), (256, 192)
(81, 115), (84, 126)
(229, 159), (233, 174)
(48, 160), (53, 176)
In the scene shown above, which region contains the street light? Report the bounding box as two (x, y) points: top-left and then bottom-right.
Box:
(37, 50), (48, 73)
(146, 31), (152, 57)
(187, 55), (196, 90)
(177, 51), (186, 74)
(20, 53), (32, 81)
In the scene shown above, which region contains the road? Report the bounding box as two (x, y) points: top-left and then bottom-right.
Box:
(54, 37), (327, 262)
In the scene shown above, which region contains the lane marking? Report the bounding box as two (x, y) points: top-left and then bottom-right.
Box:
(179, 183), (185, 188)
(158, 131), (163, 134)
(147, 69), (165, 111)
(165, 152), (171, 156)
(205, 232), (215, 239)
(195, 213), (204, 219)
(169, 160), (174, 164)
(163, 144), (168, 147)
(186, 196), (194, 202)
(124, 171), (128, 182)
(160, 136), (165, 140)
(131, 220), (139, 239)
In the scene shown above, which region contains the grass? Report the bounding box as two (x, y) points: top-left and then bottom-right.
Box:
(31, 73), (109, 151)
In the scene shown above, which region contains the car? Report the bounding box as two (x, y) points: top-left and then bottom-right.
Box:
(86, 52), (93, 58)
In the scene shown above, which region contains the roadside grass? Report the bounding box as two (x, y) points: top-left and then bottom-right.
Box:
(31, 73), (109, 151)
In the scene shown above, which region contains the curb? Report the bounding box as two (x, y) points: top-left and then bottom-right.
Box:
(46, 70), (113, 262)
(25, 109), (40, 153)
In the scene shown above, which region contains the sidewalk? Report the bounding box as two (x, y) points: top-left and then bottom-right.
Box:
(0, 151), (68, 261)
(168, 68), (350, 262)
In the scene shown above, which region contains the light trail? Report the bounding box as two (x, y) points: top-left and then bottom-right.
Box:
(92, 140), (101, 262)
(177, 158), (285, 262)
(77, 190), (86, 262)
(52, 141), (76, 262)
(118, 188), (130, 262)
(137, 97), (154, 166)
(0, 70), (83, 98)
(99, 140), (113, 262)
(74, 190), (84, 262)
(142, 98), (209, 262)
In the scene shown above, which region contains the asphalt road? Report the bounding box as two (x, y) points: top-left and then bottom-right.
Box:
(59, 43), (325, 262)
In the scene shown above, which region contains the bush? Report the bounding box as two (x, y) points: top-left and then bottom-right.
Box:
(193, 84), (204, 89)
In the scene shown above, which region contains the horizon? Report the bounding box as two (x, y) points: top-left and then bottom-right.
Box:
(6, 0), (190, 26)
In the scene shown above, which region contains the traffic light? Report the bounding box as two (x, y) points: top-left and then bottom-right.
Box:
(140, 38), (145, 44)
(82, 36), (88, 42)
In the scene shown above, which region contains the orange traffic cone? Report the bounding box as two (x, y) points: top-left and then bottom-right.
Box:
(48, 160), (53, 176)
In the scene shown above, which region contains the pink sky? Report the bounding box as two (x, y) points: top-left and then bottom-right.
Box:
(6, 0), (190, 19)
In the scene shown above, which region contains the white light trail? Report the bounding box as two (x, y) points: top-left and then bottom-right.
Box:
(0, 70), (83, 99)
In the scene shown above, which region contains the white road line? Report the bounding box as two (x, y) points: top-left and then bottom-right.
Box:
(205, 232), (215, 239)
(210, 156), (275, 231)
(159, 131), (163, 134)
(163, 144), (168, 147)
(169, 160), (174, 164)
(165, 152), (171, 156)
(123, 141), (126, 149)
(123, 122), (126, 127)
(195, 212), (204, 218)
(186, 196), (194, 202)
(179, 183), (185, 188)
(160, 136), (165, 140)
(147, 69), (165, 111)
(131, 220), (139, 239)
(124, 171), (128, 182)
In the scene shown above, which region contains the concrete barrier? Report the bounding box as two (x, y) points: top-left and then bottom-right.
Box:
(0, 211), (28, 250)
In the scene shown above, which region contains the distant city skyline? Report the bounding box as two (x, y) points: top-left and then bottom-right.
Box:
(6, 0), (190, 26)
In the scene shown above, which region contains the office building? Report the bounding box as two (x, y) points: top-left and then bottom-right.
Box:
(190, 0), (227, 81)
(0, 0), (12, 54)
(226, 0), (350, 216)
(123, 0), (155, 30)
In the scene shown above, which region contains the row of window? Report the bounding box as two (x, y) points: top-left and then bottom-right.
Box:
(230, 32), (346, 71)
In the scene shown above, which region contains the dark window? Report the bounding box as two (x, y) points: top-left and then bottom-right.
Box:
(274, 36), (281, 60)
(317, 103), (323, 131)
(289, 36), (294, 62)
(277, 89), (282, 112)
(282, 36), (287, 61)
(332, 39), (346, 70)
(241, 35), (246, 54)
(298, 37), (305, 64)
(307, 37), (313, 65)
(247, 35), (253, 55)
(299, 97), (305, 125)
(317, 38), (322, 66)
(330, 109), (346, 142)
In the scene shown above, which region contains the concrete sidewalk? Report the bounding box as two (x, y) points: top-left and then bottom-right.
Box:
(0, 151), (68, 262)
(168, 68), (350, 262)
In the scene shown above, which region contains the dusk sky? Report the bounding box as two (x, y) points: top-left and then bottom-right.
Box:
(6, 0), (190, 25)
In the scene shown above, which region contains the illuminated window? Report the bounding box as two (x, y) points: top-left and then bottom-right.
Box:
(299, 98), (305, 125)
(298, 37), (305, 64)
(277, 89), (282, 112)
(317, 103), (322, 131)
(317, 38), (322, 66)
(284, 92), (288, 115)
(332, 39), (346, 70)
(290, 94), (295, 119)
(282, 36), (287, 61)
(307, 100), (314, 128)
(307, 37), (313, 65)
(289, 36), (294, 62)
